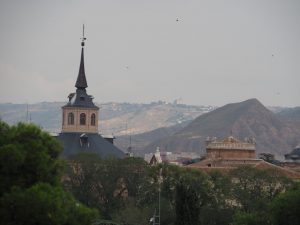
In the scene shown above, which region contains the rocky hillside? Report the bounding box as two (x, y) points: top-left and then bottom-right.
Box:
(122, 99), (300, 157)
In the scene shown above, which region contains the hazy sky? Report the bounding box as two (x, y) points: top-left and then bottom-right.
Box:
(0, 0), (299, 106)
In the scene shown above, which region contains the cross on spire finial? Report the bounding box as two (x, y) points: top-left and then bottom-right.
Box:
(75, 25), (88, 89)
(81, 24), (86, 47)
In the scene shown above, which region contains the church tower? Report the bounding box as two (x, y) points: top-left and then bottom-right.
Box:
(61, 27), (99, 133)
(57, 26), (124, 158)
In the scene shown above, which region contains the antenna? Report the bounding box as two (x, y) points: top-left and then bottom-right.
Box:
(81, 24), (87, 46)
(26, 104), (29, 123)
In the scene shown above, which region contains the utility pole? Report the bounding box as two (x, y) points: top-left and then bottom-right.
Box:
(151, 168), (162, 225)
(158, 171), (161, 225)
(26, 104), (29, 123)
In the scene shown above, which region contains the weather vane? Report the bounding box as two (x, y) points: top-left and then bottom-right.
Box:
(81, 24), (87, 46)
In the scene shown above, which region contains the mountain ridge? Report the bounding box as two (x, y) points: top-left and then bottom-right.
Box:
(128, 99), (300, 157)
(1, 100), (299, 158)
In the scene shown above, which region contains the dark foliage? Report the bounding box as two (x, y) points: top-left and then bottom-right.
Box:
(0, 121), (99, 225)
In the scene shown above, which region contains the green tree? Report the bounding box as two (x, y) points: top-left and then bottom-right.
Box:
(0, 183), (98, 225)
(64, 153), (148, 219)
(64, 153), (103, 208)
(65, 154), (123, 218)
(112, 199), (153, 225)
(0, 120), (9, 145)
(174, 169), (210, 225)
(118, 157), (148, 198)
(138, 165), (233, 225)
(200, 170), (234, 225)
(270, 184), (300, 225)
(229, 166), (293, 225)
(229, 166), (292, 213)
(0, 122), (63, 194)
(0, 121), (99, 224)
(231, 211), (265, 225)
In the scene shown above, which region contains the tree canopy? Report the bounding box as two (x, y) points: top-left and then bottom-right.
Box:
(1, 121), (298, 225)
(0, 121), (99, 225)
(0, 121), (63, 194)
(63, 153), (299, 225)
(0, 183), (98, 225)
(270, 184), (300, 225)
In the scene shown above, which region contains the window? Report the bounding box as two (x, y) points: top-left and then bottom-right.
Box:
(80, 113), (86, 125)
(79, 133), (89, 147)
(68, 112), (74, 125)
(91, 113), (96, 126)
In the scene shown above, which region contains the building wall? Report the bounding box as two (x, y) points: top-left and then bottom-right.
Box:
(207, 148), (255, 159)
(62, 107), (99, 133)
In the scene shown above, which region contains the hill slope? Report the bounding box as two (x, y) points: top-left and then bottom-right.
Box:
(142, 99), (300, 157)
(277, 107), (300, 122)
(99, 102), (213, 135)
(0, 101), (213, 135)
(115, 120), (190, 155)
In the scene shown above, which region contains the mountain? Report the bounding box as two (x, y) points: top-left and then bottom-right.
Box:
(277, 107), (300, 122)
(0, 101), (214, 135)
(115, 120), (190, 155)
(267, 106), (288, 114)
(140, 99), (300, 157)
(2, 100), (298, 158)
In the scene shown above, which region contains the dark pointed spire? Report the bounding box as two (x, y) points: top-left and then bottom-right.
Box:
(75, 25), (88, 89)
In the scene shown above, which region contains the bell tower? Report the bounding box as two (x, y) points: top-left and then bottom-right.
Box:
(61, 25), (99, 133)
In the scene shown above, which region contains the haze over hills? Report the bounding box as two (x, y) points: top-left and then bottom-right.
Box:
(0, 102), (62, 133)
(0, 101), (214, 135)
(278, 107), (300, 122)
(117, 99), (300, 158)
(1, 99), (299, 158)
(100, 102), (214, 135)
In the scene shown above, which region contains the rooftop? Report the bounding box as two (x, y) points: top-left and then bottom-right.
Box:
(206, 136), (256, 151)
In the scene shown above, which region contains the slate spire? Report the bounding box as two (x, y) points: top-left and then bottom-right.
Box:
(75, 25), (88, 89)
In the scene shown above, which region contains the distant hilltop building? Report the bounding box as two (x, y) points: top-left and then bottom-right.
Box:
(57, 28), (124, 158)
